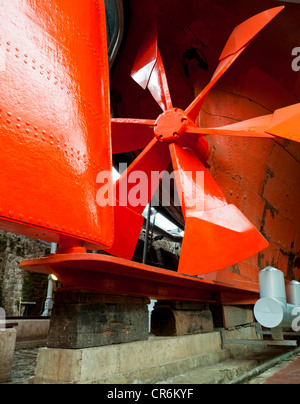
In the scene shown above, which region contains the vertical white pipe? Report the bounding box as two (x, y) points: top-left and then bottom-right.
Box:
(42, 243), (57, 316)
(286, 281), (300, 306)
(259, 266), (287, 306)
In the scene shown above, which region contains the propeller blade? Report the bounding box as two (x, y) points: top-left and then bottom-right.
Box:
(184, 103), (300, 143)
(266, 103), (300, 142)
(185, 6), (284, 122)
(107, 138), (171, 259)
(220, 6), (284, 60)
(131, 23), (172, 111)
(116, 138), (171, 216)
(184, 115), (275, 138)
(185, 47), (245, 122)
(169, 143), (227, 219)
(169, 143), (268, 276)
(131, 22), (158, 90)
(147, 49), (173, 111)
(105, 203), (145, 262)
(111, 118), (155, 154)
(179, 205), (269, 276)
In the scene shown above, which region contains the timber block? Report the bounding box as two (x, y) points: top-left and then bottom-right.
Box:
(151, 301), (214, 336)
(47, 290), (150, 349)
(223, 306), (254, 329)
(0, 328), (16, 383)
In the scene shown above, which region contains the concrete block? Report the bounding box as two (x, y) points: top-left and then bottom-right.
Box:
(6, 319), (50, 349)
(0, 329), (16, 383)
(47, 291), (150, 349)
(32, 332), (223, 384)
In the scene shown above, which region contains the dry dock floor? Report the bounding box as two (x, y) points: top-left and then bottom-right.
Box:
(2, 346), (300, 384)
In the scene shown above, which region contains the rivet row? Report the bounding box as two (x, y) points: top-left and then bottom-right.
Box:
(0, 207), (99, 240)
(1, 40), (103, 122)
(0, 110), (99, 168)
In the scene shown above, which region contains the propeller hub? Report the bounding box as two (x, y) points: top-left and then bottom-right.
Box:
(154, 109), (189, 143)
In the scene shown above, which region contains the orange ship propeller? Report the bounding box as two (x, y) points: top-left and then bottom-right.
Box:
(109, 6), (300, 276)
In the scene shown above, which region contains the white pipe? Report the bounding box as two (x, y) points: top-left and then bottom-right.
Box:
(259, 267), (287, 305)
(0, 307), (5, 330)
(42, 243), (57, 316)
(254, 267), (300, 329)
(148, 299), (156, 333)
(287, 281), (300, 306)
(50, 243), (57, 255)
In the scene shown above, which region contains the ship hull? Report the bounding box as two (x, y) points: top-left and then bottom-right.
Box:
(110, 0), (300, 286)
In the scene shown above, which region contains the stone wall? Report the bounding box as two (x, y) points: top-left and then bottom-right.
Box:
(0, 231), (51, 316)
